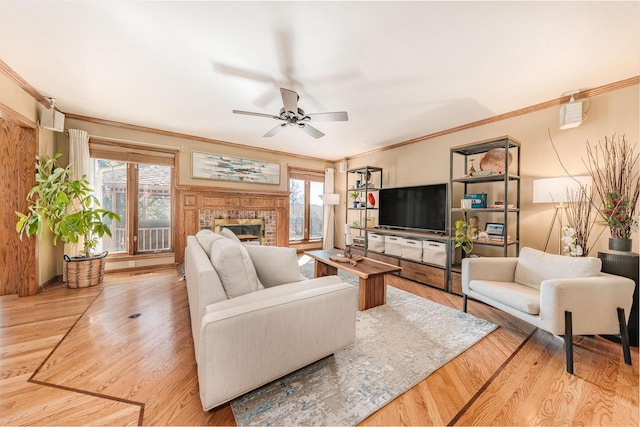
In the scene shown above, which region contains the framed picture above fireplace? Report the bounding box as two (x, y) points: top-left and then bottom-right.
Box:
(191, 151), (281, 185)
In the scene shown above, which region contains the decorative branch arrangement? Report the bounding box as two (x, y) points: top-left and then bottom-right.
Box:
(584, 134), (639, 239)
(562, 185), (595, 256)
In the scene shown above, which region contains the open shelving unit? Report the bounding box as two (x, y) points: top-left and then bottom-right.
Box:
(448, 136), (521, 294)
(346, 166), (382, 250)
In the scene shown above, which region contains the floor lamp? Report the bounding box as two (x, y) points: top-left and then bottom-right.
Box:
(322, 193), (340, 250)
(533, 176), (591, 253)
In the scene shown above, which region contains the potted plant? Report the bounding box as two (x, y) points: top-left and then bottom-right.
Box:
(349, 191), (360, 208)
(585, 134), (639, 251)
(453, 212), (477, 255)
(16, 153), (120, 287)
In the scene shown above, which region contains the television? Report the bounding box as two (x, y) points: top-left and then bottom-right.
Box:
(378, 183), (447, 234)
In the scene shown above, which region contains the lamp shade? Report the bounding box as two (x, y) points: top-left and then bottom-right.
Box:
(322, 193), (340, 205)
(533, 176), (591, 203)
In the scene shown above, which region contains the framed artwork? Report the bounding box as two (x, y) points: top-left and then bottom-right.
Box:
(191, 151), (281, 185)
(484, 222), (504, 236)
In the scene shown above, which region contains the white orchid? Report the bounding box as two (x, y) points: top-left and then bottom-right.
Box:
(562, 226), (583, 257)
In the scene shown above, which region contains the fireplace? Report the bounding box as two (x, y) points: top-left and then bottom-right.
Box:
(176, 186), (288, 264)
(213, 218), (264, 244)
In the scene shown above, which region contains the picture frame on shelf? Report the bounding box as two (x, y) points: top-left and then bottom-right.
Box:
(485, 222), (504, 236)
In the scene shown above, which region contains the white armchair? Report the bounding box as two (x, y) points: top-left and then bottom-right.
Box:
(462, 247), (635, 373)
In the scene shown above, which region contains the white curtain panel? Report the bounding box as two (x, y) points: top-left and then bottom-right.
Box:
(323, 168), (336, 250)
(68, 128), (91, 182)
(66, 129), (91, 257)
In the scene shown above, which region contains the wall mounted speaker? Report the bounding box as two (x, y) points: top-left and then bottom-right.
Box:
(338, 160), (347, 173)
(559, 101), (583, 130)
(39, 107), (65, 132)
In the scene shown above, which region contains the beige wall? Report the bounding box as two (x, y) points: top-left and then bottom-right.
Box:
(61, 118), (333, 271)
(63, 118), (333, 191)
(0, 71), (60, 285)
(337, 84), (640, 256)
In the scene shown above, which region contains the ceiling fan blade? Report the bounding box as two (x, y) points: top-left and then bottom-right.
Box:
(306, 111), (349, 122)
(264, 124), (286, 137)
(299, 123), (325, 139)
(213, 62), (274, 84)
(280, 88), (298, 114)
(233, 110), (281, 120)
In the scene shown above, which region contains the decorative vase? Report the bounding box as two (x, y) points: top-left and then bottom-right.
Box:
(368, 193), (376, 207)
(609, 237), (632, 252)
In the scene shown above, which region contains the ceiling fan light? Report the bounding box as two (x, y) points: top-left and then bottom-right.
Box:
(235, 87), (347, 138)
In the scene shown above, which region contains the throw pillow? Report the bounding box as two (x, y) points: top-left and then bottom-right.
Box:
(514, 247), (602, 289)
(220, 227), (242, 243)
(195, 229), (224, 257)
(244, 245), (306, 287)
(209, 238), (261, 298)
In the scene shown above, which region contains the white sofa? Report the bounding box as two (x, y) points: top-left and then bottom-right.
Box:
(462, 247), (635, 373)
(185, 230), (356, 411)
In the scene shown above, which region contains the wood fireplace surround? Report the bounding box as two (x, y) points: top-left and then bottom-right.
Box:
(175, 185), (289, 264)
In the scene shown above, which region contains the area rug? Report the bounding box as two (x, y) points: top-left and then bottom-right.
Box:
(230, 258), (497, 426)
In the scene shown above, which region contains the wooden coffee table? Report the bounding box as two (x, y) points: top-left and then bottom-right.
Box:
(305, 249), (401, 311)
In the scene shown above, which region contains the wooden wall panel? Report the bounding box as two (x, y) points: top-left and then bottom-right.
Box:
(242, 198), (275, 209)
(0, 118), (38, 296)
(202, 196), (240, 208)
(175, 186), (290, 264)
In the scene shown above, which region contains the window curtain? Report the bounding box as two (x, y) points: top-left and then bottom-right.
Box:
(66, 129), (91, 257)
(322, 167), (336, 250)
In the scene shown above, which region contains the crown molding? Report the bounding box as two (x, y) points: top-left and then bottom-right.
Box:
(64, 112), (331, 163)
(347, 76), (640, 160)
(0, 59), (51, 108)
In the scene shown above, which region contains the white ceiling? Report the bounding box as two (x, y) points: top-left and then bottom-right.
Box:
(1, 1), (638, 160)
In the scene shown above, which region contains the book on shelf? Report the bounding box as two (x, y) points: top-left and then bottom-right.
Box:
(463, 193), (487, 208)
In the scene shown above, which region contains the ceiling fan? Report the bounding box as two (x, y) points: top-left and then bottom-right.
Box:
(232, 88), (348, 139)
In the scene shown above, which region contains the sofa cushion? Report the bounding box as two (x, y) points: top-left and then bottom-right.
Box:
(244, 245), (306, 287)
(204, 275), (345, 315)
(195, 229), (225, 257)
(469, 280), (541, 315)
(210, 238), (260, 298)
(513, 247), (601, 290)
(220, 227), (242, 243)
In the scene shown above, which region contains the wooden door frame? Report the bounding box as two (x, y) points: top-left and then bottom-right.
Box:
(0, 101), (39, 296)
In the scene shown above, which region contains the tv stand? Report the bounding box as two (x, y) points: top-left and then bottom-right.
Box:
(345, 167), (452, 292)
(351, 228), (450, 291)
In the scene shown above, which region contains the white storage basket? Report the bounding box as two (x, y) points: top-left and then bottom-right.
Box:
(401, 238), (423, 261)
(367, 233), (385, 252)
(422, 241), (449, 267)
(384, 235), (403, 257)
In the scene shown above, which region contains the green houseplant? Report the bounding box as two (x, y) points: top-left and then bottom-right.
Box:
(16, 153), (120, 286)
(349, 191), (360, 208)
(453, 212), (477, 255)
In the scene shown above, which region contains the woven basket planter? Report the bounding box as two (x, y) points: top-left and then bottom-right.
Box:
(64, 251), (108, 288)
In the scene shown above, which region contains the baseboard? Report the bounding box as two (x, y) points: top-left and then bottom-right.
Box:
(41, 275), (63, 289)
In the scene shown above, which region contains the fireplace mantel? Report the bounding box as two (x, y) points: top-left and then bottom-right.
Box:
(175, 185), (290, 264)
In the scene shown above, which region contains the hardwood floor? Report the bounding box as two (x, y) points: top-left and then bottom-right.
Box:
(1, 269), (637, 426)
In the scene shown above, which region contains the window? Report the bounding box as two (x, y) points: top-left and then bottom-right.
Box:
(90, 140), (175, 255)
(289, 169), (324, 242)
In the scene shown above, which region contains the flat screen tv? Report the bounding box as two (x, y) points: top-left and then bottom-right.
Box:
(378, 183), (447, 234)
